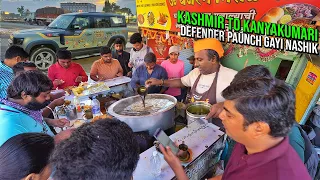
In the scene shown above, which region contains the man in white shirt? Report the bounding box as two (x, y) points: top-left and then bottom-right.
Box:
(128, 33), (153, 75)
(146, 38), (237, 117)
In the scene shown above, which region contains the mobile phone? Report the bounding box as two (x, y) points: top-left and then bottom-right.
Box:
(153, 128), (179, 155)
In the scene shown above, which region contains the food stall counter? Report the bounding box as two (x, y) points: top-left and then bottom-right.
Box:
(64, 76), (132, 101)
(53, 76), (133, 130)
(133, 123), (225, 180)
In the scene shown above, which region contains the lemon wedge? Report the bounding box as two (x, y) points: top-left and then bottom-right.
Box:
(280, 15), (292, 24)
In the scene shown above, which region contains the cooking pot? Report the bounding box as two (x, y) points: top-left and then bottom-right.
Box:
(108, 94), (177, 135)
(186, 101), (211, 124)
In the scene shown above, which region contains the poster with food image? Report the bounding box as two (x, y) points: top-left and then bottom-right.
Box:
(136, 0), (319, 32)
(136, 0), (171, 30)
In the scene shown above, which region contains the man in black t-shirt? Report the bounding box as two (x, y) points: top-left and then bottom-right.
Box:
(112, 38), (131, 77)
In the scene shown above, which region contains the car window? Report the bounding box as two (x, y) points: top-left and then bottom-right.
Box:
(110, 16), (126, 27)
(94, 17), (111, 28)
(71, 17), (90, 30)
(48, 15), (75, 29)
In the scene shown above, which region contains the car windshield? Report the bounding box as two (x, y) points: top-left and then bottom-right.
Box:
(48, 15), (75, 29)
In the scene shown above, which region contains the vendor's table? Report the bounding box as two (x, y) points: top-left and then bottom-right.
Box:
(133, 123), (226, 180)
(54, 76), (132, 132)
(59, 76), (132, 104)
(67, 76), (132, 101)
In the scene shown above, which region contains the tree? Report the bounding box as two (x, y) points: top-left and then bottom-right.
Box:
(103, 0), (112, 13)
(102, 0), (134, 22)
(17, 6), (25, 16)
(103, 0), (121, 13)
(111, 3), (120, 13)
(119, 7), (133, 23)
(120, 7), (132, 16)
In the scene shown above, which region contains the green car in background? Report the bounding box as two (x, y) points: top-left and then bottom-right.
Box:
(9, 12), (128, 71)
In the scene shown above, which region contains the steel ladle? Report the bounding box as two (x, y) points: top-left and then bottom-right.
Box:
(137, 86), (148, 108)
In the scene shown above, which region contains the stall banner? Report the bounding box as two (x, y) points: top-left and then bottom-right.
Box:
(295, 61), (320, 123)
(136, 0), (171, 30)
(140, 28), (194, 64)
(136, 0), (320, 32)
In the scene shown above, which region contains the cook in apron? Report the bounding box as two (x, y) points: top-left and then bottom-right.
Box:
(186, 66), (220, 105)
(185, 66), (224, 128)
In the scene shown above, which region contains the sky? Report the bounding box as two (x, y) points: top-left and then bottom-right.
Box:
(1, 0), (136, 14)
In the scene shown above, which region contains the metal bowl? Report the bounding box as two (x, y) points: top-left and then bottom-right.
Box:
(108, 94), (177, 135)
(186, 101), (211, 124)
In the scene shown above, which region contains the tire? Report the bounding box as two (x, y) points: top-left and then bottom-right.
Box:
(38, 20), (45, 26)
(30, 47), (56, 71)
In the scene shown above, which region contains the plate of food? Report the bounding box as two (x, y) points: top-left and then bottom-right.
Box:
(259, 3), (319, 25)
(72, 82), (110, 97)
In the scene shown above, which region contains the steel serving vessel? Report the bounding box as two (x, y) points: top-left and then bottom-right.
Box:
(108, 94), (177, 135)
(186, 101), (212, 125)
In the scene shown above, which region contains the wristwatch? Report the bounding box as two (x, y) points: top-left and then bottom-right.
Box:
(160, 79), (165, 86)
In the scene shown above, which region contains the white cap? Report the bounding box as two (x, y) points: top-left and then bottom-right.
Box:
(168, 46), (179, 54)
(153, 151), (158, 156)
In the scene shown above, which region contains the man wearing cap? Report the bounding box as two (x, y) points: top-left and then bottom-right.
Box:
(161, 46), (185, 101)
(146, 38), (237, 117)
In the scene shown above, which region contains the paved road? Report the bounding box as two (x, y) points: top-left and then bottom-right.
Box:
(0, 22), (138, 72)
(0, 22), (40, 29)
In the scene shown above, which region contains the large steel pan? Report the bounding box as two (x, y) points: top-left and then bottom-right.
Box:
(108, 94), (177, 135)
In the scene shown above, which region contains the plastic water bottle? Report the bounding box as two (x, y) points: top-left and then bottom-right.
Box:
(150, 151), (161, 177)
(91, 96), (101, 118)
(73, 96), (81, 113)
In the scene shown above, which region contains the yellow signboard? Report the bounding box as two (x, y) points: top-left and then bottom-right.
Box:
(295, 62), (320, 123)
(136, 0), (171, 30)
(137, 0), (320, 32)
